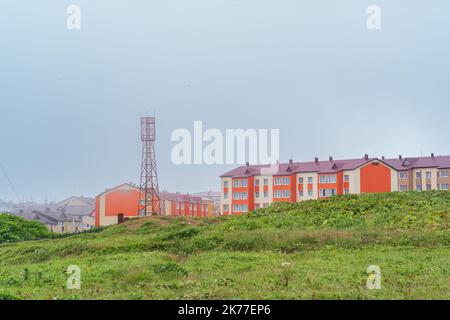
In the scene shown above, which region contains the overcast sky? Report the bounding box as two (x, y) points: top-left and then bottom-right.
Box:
(1, 1), (449, 202)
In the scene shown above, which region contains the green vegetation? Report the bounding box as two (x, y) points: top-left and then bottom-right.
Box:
(0, 214), (52, 243)
(0, 191), (448, 300)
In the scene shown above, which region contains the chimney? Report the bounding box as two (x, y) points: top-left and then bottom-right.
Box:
(245, 162), (249, 166)
(431, 153), (435, 158)
(289, 159), (293, 164)
(329, 156), (333, 162)
(364, 154), (369, 160)
(315, 157), (319, 164)
(399, 155), (402, 160)
(382, 156), (385, 160)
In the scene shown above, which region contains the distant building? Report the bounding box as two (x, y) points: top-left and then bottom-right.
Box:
(193, 191), (221, 215)
(8, 195), (95, 233)
(94, 183), (215, 227)
(13, 209), (77, 233)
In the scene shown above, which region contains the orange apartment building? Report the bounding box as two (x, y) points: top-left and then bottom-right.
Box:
(94, 183), (213, 227)
(220, 154), (450, 215)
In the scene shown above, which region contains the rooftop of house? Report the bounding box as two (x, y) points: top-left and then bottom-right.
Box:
(56, 196), (95, 207)
(220, 154), (450, 178)
(11, 209), (74, 225)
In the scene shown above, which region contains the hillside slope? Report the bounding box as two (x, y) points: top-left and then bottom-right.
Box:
(0, 191), (448, 300)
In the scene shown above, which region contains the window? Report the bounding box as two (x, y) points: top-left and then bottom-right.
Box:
(140, 199), (145, 205)
(298, 190), (304, 197)
(264, 191), (269, 198)
(416, 172), (422, 179)
(263, 203), (270, 208)
(223, 205), (229, 212)
(255, 191), (260, 198)
(264, 178), (269, 185)
(307, 177), (313, 184)
(426, 184), (432, 191)
(426, 172), (432, 179)
(344, 188), (350, 194)
(274, 190), (290, 198)
(416, 185), (422, 191)
(399, 172), (408, 179)
(233, 204), (248, 213)
(233, 179), (248, 187)
(298, 177), (304, 184)
(344, 175), (350, 182)
(274, 177), (290, 185)
(319, 189), (336, 197)
(308, 189), (313, 196)
(223, 181), (228, 188)
(440, 183), (449, 190)
(255, 179), (260, 186)
(233, 192), (248, 200)
(319, 175), (336, 184)
(400, 185), (408, 191)
(439, 170), (449, 178)
(223, 192), (228, 199)
(255, 204), (260, 209)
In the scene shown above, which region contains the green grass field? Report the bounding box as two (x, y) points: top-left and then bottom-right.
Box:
(0, 191), (449, 300)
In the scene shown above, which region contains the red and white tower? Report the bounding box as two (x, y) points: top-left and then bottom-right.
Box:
(139, 116), (160, 216)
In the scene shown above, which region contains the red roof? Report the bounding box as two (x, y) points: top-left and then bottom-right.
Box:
(220, 155), (450, 178)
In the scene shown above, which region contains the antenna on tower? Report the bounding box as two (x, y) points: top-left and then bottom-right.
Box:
(139, 116), (161, 216)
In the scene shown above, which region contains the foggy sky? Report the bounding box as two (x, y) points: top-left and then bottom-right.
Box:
(1, 1), (450, 202)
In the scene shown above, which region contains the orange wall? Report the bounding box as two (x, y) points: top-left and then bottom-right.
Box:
(361, 163), (391, 193)
(318, 172), (342, 198)
(104, 189), (142, 217)
(231, 177), (254, 213)
(272, 175), (296, 202)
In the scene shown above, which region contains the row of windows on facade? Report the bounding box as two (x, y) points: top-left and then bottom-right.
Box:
(399, 170), (449, 180)
(175, 203), (208, 212)
(400, 183), (449, 191)
(229, 188), (348, 200)
(225, 174), (350, 188)
(223, 203), (271, 213)
(225, 170), (450, 189)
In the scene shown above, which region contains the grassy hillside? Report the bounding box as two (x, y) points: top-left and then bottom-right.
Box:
(0, 214), (52, 243)
(0, 191), (448, 300)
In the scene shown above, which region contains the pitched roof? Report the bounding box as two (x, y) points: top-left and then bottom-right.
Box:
(220, 155), (450, 178)
(56, 196), (95, 206)
(383, 155), (450, 171)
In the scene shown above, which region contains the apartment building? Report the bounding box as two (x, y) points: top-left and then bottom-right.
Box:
(220, 154), (450, 215)
(94, 183), (214, 227)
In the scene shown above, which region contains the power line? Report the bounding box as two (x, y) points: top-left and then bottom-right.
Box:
(0, 161), (20, 202)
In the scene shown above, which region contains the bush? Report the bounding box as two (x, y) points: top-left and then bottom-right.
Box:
(0, 214), (52, 243)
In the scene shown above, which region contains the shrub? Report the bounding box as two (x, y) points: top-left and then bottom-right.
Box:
(0, 214), (52, 243)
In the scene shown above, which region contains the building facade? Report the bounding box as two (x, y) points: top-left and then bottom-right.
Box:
(220, 154), (450, 215)
(94, 183), (214, 227)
